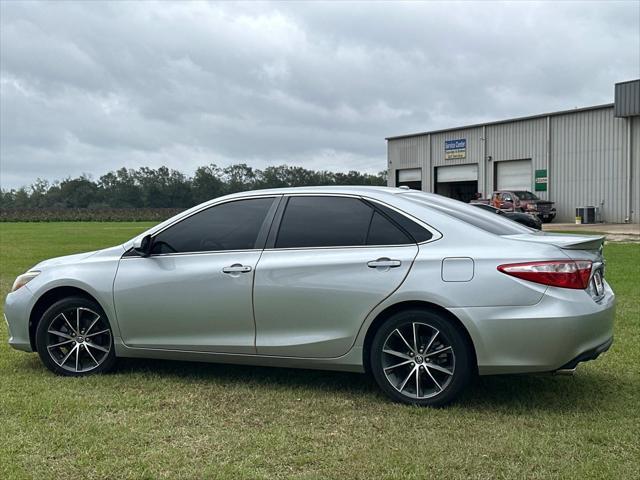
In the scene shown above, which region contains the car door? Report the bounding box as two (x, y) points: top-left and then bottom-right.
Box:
(114, 196), (279, 353)
(501, 193), (515, 211)
(253, 195), (427, 358)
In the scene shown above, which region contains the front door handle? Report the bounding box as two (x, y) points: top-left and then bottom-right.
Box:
(222, 264), (252, 274)
(367, 258), (402, 269)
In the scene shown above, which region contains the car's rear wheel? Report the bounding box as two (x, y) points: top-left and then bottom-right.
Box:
(370, 309), (473, 406)
(35, 297), (116, 376)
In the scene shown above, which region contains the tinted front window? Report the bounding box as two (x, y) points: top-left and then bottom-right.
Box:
(152, 197), (274, 253)
(276, 196), (372, 248)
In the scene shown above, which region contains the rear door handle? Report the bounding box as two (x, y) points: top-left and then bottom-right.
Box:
(222, 264), (252, 274)
(367, 258), (402, 268)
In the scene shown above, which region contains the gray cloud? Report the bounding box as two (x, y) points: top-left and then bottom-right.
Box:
(1, 0), (638, 189)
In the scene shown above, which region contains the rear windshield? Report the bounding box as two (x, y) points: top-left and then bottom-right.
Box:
(402, 191), (533, 235)
(471, 203), (500, 213)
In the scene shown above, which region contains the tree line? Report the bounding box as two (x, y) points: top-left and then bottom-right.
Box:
(1, 164), (387, 209)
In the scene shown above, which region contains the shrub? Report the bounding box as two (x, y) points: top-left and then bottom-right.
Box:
(0, 208), (184, 222)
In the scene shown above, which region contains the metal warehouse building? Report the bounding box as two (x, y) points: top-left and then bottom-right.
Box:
(387, 79), (640, 224)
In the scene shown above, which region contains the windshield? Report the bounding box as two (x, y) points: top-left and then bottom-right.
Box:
(402, 191), (533, 235)
(512, 191), (538, 200)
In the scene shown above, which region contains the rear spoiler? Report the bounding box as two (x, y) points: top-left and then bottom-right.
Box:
(504, 233), (605, 250)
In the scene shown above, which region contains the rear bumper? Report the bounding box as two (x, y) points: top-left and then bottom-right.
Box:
(450, 281), (615, 375)
(558, 336), (613, 371)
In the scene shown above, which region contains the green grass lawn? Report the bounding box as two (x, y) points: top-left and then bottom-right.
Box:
(1, 222), (639, 479)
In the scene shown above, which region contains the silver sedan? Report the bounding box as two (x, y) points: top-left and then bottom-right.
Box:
(4, 187), (615, 406)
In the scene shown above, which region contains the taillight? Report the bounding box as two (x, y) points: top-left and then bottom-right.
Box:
(497, 260), (592, 289)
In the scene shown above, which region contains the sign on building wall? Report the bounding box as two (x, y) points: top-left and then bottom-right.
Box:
(535, 169), (548, 191)
(445, 139), (466, 160)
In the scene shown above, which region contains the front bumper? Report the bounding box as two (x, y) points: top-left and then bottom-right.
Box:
(533, 210), (556, 220)
(4, 286), (34, 352)
(450, 281), (615, 375)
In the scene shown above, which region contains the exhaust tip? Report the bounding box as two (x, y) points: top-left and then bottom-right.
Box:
(554, 368), (577, 376)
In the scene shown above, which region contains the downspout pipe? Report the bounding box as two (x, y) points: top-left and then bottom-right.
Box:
(546, 115), (551, 201)
(482, 125), (486, 197)
(625, 118), (632, 223)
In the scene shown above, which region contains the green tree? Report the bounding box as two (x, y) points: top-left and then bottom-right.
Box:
(58, 176), (101, 208)
(99, 169), (142, 208)
(192, 164), (225, 203)
(223, 164), (256, 193)
(0, 163), (388, 210)
(133, 167), (193, 208)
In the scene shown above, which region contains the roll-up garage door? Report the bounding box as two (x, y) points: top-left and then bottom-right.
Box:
(436, 164), (478, 182)
(496, 160), (532, 191)
(396, 168), (422, 190)
(397, 168), (421, 182)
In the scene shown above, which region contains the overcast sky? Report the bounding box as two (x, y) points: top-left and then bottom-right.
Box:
(1, 0), (638, 190)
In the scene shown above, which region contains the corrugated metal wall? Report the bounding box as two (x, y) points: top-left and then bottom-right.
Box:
(486, 118), (548, 200)
(430, 128), (484, 191)
(388, 105), (639, 223)
(550, 108), (628, 223)
(387, 135), (429, 188)
(614, 80), (640, 117)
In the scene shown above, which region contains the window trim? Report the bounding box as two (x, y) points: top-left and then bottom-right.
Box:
(123, 192), (442, 258)
(361, 199), (421, 244)
(125, 195), (282, 258)
(265, 193), (441, 251)
(363, 197), (442, 245)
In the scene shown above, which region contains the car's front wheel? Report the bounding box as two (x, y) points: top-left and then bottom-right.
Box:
(370, 309), (473, 406)
(35, 297), (116, 376)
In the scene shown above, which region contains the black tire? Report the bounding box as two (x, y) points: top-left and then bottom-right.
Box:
(35, 296), (116, 376)
(370, 309), (473, 407)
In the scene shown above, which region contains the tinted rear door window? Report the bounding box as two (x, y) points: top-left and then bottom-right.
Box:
(276, 196), (373, 248)
(152, 197), (275, 254)
(370, 203), (432, 243)
(366, 211), (413, 245)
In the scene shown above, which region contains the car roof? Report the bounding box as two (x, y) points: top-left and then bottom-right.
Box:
(222, 186), (468, 208)
(221, 185), (411, 199)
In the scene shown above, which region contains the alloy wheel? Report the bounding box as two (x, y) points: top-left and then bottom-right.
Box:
(45, 307), (112, 373)
(381, 322), (456, 399)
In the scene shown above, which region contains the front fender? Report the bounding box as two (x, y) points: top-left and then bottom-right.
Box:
(24, 247), (124, 338)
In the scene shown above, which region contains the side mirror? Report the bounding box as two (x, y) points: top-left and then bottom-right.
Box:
(132, 234), (152, 257)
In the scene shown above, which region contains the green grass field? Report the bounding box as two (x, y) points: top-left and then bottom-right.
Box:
(1, 222), (638, 479)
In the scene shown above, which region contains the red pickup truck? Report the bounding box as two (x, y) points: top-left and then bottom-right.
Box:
(472, 190), (556, 223)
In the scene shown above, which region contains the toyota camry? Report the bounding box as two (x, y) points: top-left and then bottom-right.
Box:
(4, 187), (615, 406)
